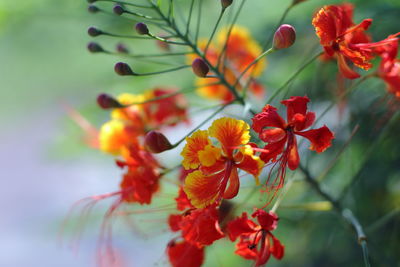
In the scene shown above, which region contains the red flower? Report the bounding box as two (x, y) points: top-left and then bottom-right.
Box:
(167, 239), (204, 267)
(227, 210), (284, 266)
(252, 96), (334, 190)
(168, 204), (224, 247)
(375, 34), (400, 98)
(312, 4), (373, 79)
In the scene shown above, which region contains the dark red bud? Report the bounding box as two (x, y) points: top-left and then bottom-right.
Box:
(114, 62), (135, 76)
(144, 131), (173, 153)
(88, 5), (99, 13)
(88, 26), (102, 37)
(135, 22), (149, 35)
(116, 43), (129, 54)
(87, 0), (97, 3)
(273, 24), (296, 50)
(87, 42), (103, 53)
(221, 0), (233, 8)
(97, 94), (124, 109)
(292, 0), (308, 5)
(192, 58), (209, 77)
(113, 5), (124, 16)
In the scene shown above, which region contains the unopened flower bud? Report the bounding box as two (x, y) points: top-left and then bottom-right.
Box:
(221, 0), (233, 9)
(88, 5), (99, 13)
(273, 24), (296, 50)
(97, 93), (124, 109)
(116, 43), (129, 54)
(87, 42), (103, 53)
(88, 26), (102, 37)
(114, 62), (135, 76)
(135, 22), (149, 35)
(144, 131), (173, 153)
(292, 0), (308, 5)
(87, 0), (97, 3)
(192, 58), (209, 77)
(113, 5), (124, 16)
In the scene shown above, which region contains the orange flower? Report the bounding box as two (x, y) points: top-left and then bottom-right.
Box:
(312, 3), (373, 79)
(181, 117), (264, 208)
(190, 26), (266, 102)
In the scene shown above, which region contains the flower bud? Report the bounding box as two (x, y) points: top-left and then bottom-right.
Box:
(113, 5), (124, 16)
(192, 58), (209, 77)
(144, 131), (173, 153)
(87, 42), (103, 53)
(114, 62), (135, 76)
(88, 5), (99, 13)
(97, 93), (124, 109)
(87, 0), (97, 3)
(273, 24), (296, 50)
(135, 22), (149, 35)
(221, 0), (233, 9)
(88, 26), (102, 37)
(116, 43), (129, 54)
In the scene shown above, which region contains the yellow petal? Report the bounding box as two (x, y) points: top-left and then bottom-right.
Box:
(198, 144), (222, 167)
(181, 130), (211, 170)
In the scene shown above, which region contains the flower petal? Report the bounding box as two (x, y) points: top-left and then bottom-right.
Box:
(281, 96), (310, 124)
(184, 170), (224, 208)
(223, 167), (240, 199)
(235, 145), (265, 182)
(180, 205), (224, 246)
(198, 144), (222, 167)
(209, 117), (250, 157)
(252, 210), (279, 231)
(227, 213), (258, 241)
(167, 239), (204, 267)
(252, 105), (286, 135)
(295, 125), (335, 153)
(287, 136), (300, 170)
(181, 130), (211, 170)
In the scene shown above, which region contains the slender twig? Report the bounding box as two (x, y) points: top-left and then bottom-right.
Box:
(204, 8), (226, 55)
(185, 0), (196, 36)
(95, 0), (152, 8)
(267, 51), (322, 103)
(299, 165), (371, 267)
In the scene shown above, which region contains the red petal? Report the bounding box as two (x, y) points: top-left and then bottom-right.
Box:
(281, 96), (310, 123)
(180, 205), (224, 246)
(168, 214), (183, 232)
(295, 125), (335, 153)
(259, 128), (286, 143)
(227, 213), (258, 241)
(252, 210), (278, 231)
(271, 236), (285, 260)
(251, 105), (286, 135)
(167, 239), (204, 267)
(175, 187), (194, 211)
(337, 53), (360, 79)
(223, 168), (240, 199)
(287, 136), (300, 170)
(259, 138), (287, 164)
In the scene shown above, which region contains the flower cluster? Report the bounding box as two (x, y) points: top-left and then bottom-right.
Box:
(312, 3), (400, 97)
(70, 0), (400, 266)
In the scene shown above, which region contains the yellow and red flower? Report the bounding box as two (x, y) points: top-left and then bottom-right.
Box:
(252, 96), (334, 188)
(227, 209), (284, 266)
(190, 26), (266, 102)
(181, 117), (264, 208)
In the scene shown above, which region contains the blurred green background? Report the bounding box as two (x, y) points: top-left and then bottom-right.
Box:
(0, 0), (399, 266)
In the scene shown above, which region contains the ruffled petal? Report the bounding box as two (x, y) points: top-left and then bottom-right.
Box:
(259, 128), (286, 143)
(227, 213), (258, 241)
(184, 170), (224, 208)
(259, 137), (287, 164)
(168, 214), (183, 232)
(175, 187), (194, 211)
(180, 205), (224, 246)
(251, 105), (286, 135)
(295, 125), (335, 153)
(252, 210), (278, 231)
(209, 117), (250, 157)
(198, 144), (222, 167)
(181, 130), (211, 170)
(167, 239), (204, 267)
(271, 235), (285, 260)
(281, 96), (310, 123)
(235, 145), (265, 183)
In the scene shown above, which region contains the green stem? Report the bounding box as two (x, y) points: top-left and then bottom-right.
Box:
(263, 4), (293, 49)
(267, 51), (322, 103)
(204, 8), (226, 55)
(132, 65), (191, 76)
(299, 165), (371, 267)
